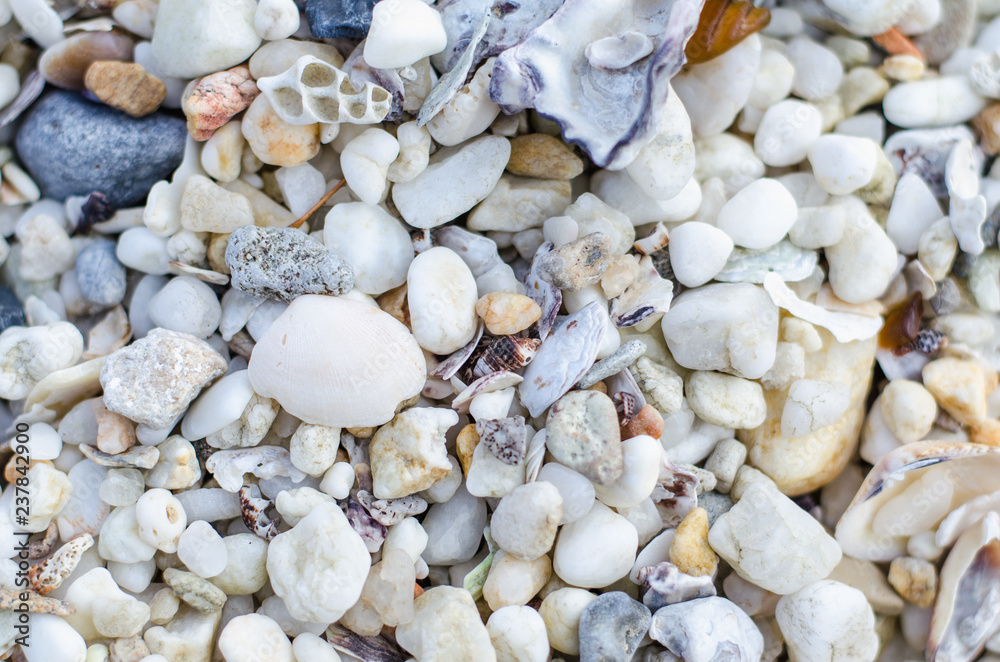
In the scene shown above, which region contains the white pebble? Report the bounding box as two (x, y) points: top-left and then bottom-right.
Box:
(254, 0), (299, 41)
(135, 488), (187, 553)
(319, 462), (355, 500)
(716, 178), (799, 249)
(148, 276), (222, 338)
(406, 246), (478, 354)
(785, 37), (844, 101)
(323, 202), (414, 296)
(882, 76), (987, 128)
(177, 520), (228, 578)
(807, 134), (878, 195)
(754, 100), (822, 167)
(340, 129), (400, 205)
(885, 172), (945, 255)
(363, 0), (447, 69)
(780, 379), (852, 437)
(668, 221), (734, 287)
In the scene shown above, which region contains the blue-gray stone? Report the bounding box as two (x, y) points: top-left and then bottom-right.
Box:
(76, 240), (127, 307)
(306, 0), (377, 38)
(578, 591), (652, 662)
(15, 91), (186, 208)
(0, 287), (24, 333)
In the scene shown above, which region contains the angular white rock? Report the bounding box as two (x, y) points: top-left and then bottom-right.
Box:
(266, 502), (371, 623)
(885, 172), (944, 255)
(624, 87), (695, 201)
(369, 407), (457, 499)
(825, 206), (898, 303)
(340, 129), (400, 205)
(363, 0), (447, 70)
(708, 481), (842, 594)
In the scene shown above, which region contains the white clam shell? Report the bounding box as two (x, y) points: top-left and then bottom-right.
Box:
(248, 294), (426, 428)
(835, 441), (1000, 561)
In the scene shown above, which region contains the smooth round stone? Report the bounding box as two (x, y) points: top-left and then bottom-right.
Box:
(26, 422), (62, 460)
(177, 520), (228, 578)
(218, 614), (294, 662)
(553, 502), (638, 589)
(776, 580), (879, 662)
(545, 390), (623, 486)
(668, 221), (734, 287)
(536, 463), (595, 524)
(151, 0), (262, 79)
(76, 239), (127, 307)
(407, 246), (478, 354)
(687, 371), (767, 430)
(323, 202), (414, 296)
(490, 482), (562, 562)
(880, 379), (937, 443)
(539, 588), (598, 656)
(754, 100), (823, 167)
(807, 135), (878, 195)
(825, 207), (898, 303)
(116, 227), (171, 275)
(592, 435), (662, 508)
(716, 178), (798, 249)
(16, 91), (186, 207)
(100, 468), (145, 507)
(785, 37), (844, 101)
(148, 276), (222, 339)
(20, 614), (87, 662)
(421, 484), (487, 566)
(0, 287), (25, 334)
(882, 76), (987, 128)
(340, 129), (400, 205)
(182, 370), (255, 441)
(487, 606), (550, 662)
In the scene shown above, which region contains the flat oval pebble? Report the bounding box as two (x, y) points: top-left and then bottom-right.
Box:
(407, 246), (479, 355)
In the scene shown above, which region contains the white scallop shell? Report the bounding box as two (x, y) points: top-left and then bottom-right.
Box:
(248, 294), (426, 428)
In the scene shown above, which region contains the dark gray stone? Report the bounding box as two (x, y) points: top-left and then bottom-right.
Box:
(15, 91), (186, 207)
(578, 591), (651, 662)
(76, 239), (126, 306)
(0, 287), (24, 333)
(305, 0), (377, 38)
(225, 226), (354, 301)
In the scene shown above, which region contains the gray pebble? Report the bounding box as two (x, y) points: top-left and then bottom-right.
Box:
(0, 287), (25, 333)
(578, 591), (651, 662)
(225, 226), (355, 301)
(16, 90), (186, 207)
(76, 239), (127, 306)
(535, 232), (612, 291)
(698, 490), (734, 528)
(576, 340), (647, 388)
(545, 389), (623, 485)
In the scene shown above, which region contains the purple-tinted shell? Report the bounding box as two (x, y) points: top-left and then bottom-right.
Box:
(489, 0), (703, 169)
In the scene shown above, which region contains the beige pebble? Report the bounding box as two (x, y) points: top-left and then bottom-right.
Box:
(887, 556), (936, 608)
(92, 399), (136, 455)
(669, 507), (717, 578)
(972, 103), (1000, 156)
(506, 134), (584, 180)
(600, 254), (639, 300)
(879, 379), (936, 443)
(241, 94), (320, 167)
(207, 233), (231, 275)
(184, 64), (260, 141)
(456, 424), (479, 476)
(475, 292), (541, 335)
(970, 418), (1000, 446)
(879, 55), (925, 82)
(39, 32), (134, 90)
(85, 60), (165, 118)
(922, 358), (988, 426)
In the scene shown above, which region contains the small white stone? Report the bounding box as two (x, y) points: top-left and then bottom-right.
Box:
(201, 121), (244, 183)
(319, 461), (355, 500)
(491, 481), (562, 562)
(135, 488), (186, 553)
(219, 613), (294, 662)
(593, 434), (661, 508)
(274, 162), (326, 219)
(807, 135), (878, 195)
(177, 520), (228, 578)
(289, 422), (340, 477)
(885, 172), (945, 255)
(267, 502), (371, 623)
(467, 175), (571, 233)
(668, 222), (734, 288)
(673, 34), (761, 137)
(687, 371), (767, 430)
(788, 205), (845, 249)
(487, 605), (550, 662)
(291, 633), (342, 662)
(148, 276), (222, 338)
(421, 484), (487, 565)
(754, 100), (823, 167)
(535, 463), (595, 524)
(151, 0), (261, 79)
(950, 193), (989, 255)
(387, 121), (432, 184)
(717, 178), (799, 250)
(780, 378), (851, 437)
(552, 501), (637, 589)
(825, 203), (898, 303)
(465, 431), (526, 498)
(340, 129), (400, 205)
(747, 48), (795, 110)
(785, 37), (844, 101)
(181, 370), (255, 441)
(428, 58), (501, 148)
(254, 0), (299, 41)
(369, 407), (457, 499)
(392, 135), (510, 229)
(16, 214), (75, 280)
(363, 0), (447, 69)
(708, 481), (842, 594)
(538, 587), (598, 656)
(704, 438), (747, 494)
(145, 436), (201, 490)
(116, 227), (171, 275)
(624, 87), (694, 201)
(180, 175), (254, 233)
(775, 580), (879, 662)
(395, 586), (496, 662)
(406, 247), (479, 354)
(165, 229), (207, 266)
(26, 422), (62, 460)
(880, 379), (937, 443)
(323, 202), (413, 296)
(883, 76), (987, 128)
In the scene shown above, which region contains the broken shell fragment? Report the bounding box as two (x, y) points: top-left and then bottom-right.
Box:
(835, 442), (1000, 562)
(248, 295), (426, 428)
(489, 0), (704, 169)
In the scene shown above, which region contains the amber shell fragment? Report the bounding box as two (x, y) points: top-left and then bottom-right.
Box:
(684, 0), (771, 65)
(878, 291), (923, 352)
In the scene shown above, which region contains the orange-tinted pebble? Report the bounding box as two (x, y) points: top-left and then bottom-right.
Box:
(879, 291), (923, 352)
(873, 27), (924, 59)
(621, 404), (664, 440)
(685, 0), (771, 66)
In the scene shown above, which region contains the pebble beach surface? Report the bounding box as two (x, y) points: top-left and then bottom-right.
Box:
(3, 0), (1000, 661)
